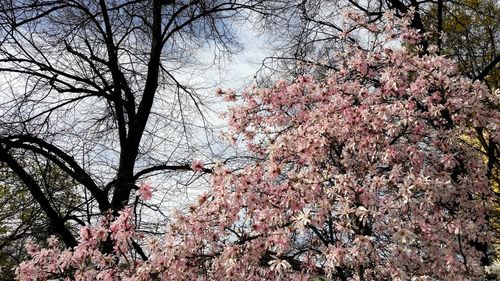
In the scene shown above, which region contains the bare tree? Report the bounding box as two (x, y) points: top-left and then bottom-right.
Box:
(0, 0), (268, 250)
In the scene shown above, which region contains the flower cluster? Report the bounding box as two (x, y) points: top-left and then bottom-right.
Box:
(16, 208), (142, 281)
(17, 12), (498, 281)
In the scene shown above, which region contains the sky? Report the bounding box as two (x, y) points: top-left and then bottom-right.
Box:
(143, 20), (274, 213)
(0, 11), (276, 223)
(219, 24), (273, 89)
(193, 19), (273, 92)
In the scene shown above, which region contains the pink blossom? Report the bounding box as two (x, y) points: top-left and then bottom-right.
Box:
(16, 12), (497, 281)
(191, 159), (204, 172)
(137, 183), (153, 200)
(223, 89), (237, 102)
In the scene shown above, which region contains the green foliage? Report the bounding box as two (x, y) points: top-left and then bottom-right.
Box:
(0, 161), (81, 278)
(424, 0), (500, 88)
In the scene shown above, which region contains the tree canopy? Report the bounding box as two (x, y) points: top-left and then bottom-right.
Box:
(0, 0), (498, 280)
(15, 13), (499, 280)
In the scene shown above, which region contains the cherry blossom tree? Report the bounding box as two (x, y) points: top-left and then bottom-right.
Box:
(16, 12), (499, 281)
